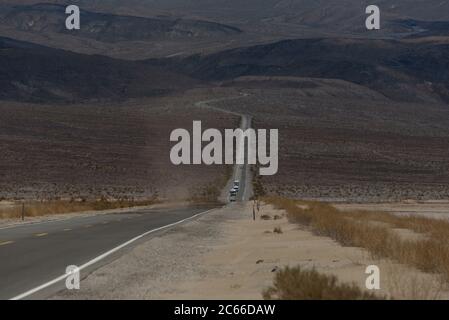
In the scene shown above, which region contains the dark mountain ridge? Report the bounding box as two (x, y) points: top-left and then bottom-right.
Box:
(0, 36), (198, 102)
(164, 38), (449, 103)
(2, 33), (449, 104)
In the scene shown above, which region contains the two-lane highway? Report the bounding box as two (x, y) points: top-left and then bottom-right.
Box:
(0, 204), (218, 300)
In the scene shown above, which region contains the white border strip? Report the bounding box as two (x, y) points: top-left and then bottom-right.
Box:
(10, 207), (218, 300)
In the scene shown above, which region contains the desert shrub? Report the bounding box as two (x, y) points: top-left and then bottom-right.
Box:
(263, 266), (379, 300)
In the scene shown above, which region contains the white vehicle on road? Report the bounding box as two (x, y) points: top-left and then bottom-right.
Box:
(229, 187), (238, 202)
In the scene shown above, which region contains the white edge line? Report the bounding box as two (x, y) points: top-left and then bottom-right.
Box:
(10, 207), (219, 300)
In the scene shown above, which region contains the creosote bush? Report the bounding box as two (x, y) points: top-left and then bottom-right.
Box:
(264, 266), (379, 300)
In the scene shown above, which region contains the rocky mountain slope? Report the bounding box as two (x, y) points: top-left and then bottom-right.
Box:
(0, 36), (197, 102)
(167, 38), (449, 103)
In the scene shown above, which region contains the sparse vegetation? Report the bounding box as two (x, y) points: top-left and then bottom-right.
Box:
(263, 266), (380, 300)
(251, 165), (266, 200)
(265, 197), (449, 283)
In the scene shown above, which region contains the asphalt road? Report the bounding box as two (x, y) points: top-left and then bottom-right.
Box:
(0, 204), (218, 300)
(235, 115), (252, 202)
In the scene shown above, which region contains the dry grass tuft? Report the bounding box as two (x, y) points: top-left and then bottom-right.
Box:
(384, 263), (446, 300)
(263, 266), (380, 300)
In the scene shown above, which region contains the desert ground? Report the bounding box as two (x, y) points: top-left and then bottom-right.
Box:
(0, 89), (241, 202)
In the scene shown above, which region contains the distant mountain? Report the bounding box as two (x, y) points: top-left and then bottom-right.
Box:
(166, 38), (449, 103)
(0, 36), (197, 102)
(22, 0), (449, 21)
(1, 1), (449, 60)
(5, 0), (449, 38)
(3, 33), (449, 104)
(15, 0), (449, 35)
(0, 3), (241, 43)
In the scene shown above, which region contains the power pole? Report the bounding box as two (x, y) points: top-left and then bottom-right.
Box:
(21, 202), (25, 221)
(253, 200), (256, 221)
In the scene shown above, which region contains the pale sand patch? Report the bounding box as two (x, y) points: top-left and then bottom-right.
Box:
(54, 202), (449, 300)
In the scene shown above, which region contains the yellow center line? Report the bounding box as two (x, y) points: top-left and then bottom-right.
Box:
(63, 228), (72, 231)
(0, 240), (14, 246)
(35, 233), (48, 237)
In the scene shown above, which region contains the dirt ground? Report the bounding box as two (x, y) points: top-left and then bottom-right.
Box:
(0, 90), (240, 201)
(53, 201), (449, 300)
(209, 82), (449, 202)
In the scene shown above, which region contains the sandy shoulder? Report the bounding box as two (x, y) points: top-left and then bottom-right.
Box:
(53, 202), (449, 300)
